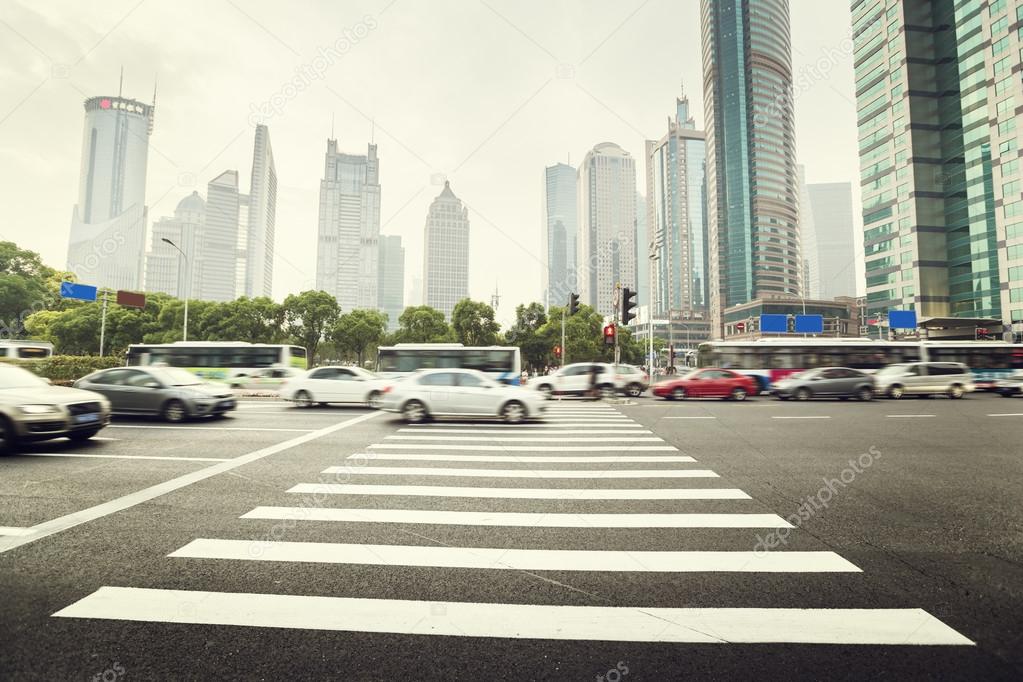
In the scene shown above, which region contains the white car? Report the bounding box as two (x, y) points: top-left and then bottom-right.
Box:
(377, 368), (547, 423)
(279, 366), (391, 407)
(530, 362), (648, 398)
(229, 366), (300, 389)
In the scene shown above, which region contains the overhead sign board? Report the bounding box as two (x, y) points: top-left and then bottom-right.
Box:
(888, 310), (918, 329)
(759, 314), (788, 333)
(116, 290), (146, 309)
(794, 314), (824, 334)
(59, 281), (98, 302)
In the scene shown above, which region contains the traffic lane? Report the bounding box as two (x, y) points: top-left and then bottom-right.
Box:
(625, 398), (1023, 671)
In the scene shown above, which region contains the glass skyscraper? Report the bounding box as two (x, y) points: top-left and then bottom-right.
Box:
(853, 0), (1022, 328)
(542, 162), (577, 309)
(702, 0), (799, 336)
(423, 181), (470, 319)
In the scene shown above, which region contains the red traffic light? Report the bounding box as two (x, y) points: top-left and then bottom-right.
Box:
(603, 323), (616, 345)
(553, 344), (562, 357)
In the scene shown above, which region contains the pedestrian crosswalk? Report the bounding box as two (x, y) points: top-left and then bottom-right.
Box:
(52, 401), (975, 647)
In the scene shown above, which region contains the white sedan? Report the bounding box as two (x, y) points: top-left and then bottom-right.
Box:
(377, 368), (547, 423)
(279, 366), (392, 407)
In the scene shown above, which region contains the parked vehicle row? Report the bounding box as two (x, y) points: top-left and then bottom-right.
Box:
(650, 362), (978, 401)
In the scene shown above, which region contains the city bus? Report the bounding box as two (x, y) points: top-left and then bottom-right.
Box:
(0, 340), (54, 360)
(696, 338), (1023, 392)
(126, 342), (308, 382)
(376, 344), (523, 384)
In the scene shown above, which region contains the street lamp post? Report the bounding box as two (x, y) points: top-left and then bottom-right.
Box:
(161, 237), (189, 342)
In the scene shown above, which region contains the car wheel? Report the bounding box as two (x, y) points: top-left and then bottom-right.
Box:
(294, 390), (314, 408)
(537, 384), (554, 399)
(162, 399), (187, 423)
(948, 384), (965, 399)
(888, 385), (905, 399)
(599, 384), (616, 400)
(402, 399), (428, 424)
(366, 390), (382, 408)
(626, 383), (643, 398)
(856, 386), (874, 401)
(999, 390), (1015, 398)
(793, 387), (811, 402)
(68, 429), (101, 442)
(501, 400), (527, 424)
(671, 387), (686, 400)
(0, 417), (14, 454)
(731, 387), (748, 401)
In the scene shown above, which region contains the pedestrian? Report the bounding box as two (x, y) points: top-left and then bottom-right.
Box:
(587, 363), (601, 401)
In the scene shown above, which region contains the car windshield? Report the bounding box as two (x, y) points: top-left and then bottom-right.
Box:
(0, 366), (49, 389)
(150, 368), (204, 386)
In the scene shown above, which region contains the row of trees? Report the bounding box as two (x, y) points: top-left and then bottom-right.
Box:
(2, 241), (651, 368)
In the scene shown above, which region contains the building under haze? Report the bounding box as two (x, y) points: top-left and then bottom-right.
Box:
(797, 165), (820, 300)
(378, 234), (405, 330)
(853, 0), (1021, 327)
(702, 0), (799, 337)
(243, 125), (276, 298)
(315, 140), (381, 311)
(200, 170), (243, 302)
(807, 181), (855, 300)
(145, 192), (204, 299)
(645, 90), (708, 321)
(577, 142), (638, 317)
(67, 94), (154, 290)
(423, 181), (469, 319)
(542, 162), (577, 309)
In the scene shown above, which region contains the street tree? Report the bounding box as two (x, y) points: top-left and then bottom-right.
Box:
(393, 305), (452, 343)
(451, 298), (500, 346)
(329, 308), (388, 367)
(505, 302), (548, 371)
(282, 290), (340, 364)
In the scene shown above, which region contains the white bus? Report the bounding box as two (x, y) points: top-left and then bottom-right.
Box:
(376, 344), (523, 384)
(126, 342), (308, 382)
(0, 340), (54, 360)
(696, 338), (1023, 392)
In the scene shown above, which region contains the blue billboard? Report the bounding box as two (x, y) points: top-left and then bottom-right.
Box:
(794, 314), (824, 334)
(888, 310), (917, 329)
(759, 314), (788, 333)
(60, 281), (98, 302)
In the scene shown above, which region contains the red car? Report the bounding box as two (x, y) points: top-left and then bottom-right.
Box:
(652, 368), (757, 401)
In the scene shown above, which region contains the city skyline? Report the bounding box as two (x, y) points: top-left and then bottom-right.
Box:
(0, 0), (863, 326)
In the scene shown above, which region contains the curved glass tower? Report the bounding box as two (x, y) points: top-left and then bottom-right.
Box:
(702, 0), (799, 336)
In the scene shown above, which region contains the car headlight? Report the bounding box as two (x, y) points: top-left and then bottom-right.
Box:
(19, 404), (60, 414)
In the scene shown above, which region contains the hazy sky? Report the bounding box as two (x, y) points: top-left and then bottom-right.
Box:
(0, 0), (862, 325)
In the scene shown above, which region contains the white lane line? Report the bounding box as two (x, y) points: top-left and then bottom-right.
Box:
(54, 587), (974, 645)
(242, 507), (791, 528)
(384, 435), (664, 442)
(287, 484), (749, 499)
(107, 425), (315, 433)
(0, 527), (34, 536)
(236, 402), (292, 408)
(349, 453), (697, 463)
(397, 429), (653, 435)
(0, 411), (382, 555)
(171, 539), (861, 573)
(320, 466), (717, 479)
(987, 413), (1023, 417)
(406, 423), (643, 429)
(770, 416), (832, 420)
(366, 444), (678, 452)
(663, 416), (717, 420)
(885, 414), (936, 418)
(18, 453), (231, 463)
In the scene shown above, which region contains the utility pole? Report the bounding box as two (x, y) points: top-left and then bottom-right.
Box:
(98, 290), (109, 356)
(161, 237), (190, 341)
(613, 282), (622, 366)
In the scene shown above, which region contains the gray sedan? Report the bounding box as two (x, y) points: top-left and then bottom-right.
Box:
(771, 367), (875, 401)
(74, 366), (236, 422)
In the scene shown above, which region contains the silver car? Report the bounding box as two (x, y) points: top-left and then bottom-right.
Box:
(74, 366), (236, 422)
(0, 364), (111, 452)
(377, 368), (547, 423)
(873, 362), (975, 399)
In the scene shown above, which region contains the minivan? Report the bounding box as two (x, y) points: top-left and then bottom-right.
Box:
(873, 362), (975, 399)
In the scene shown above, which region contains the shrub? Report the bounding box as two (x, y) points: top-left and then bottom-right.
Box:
(0, 355), (123, 384)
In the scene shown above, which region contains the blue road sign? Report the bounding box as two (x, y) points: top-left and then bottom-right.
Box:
(760, 314), (788, 333)
(795, 314), (824, 334)
(888, 310), (917, 329)
(59, 281), (98, 302)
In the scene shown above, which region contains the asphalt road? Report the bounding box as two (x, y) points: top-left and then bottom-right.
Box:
(1, 392), (1021, 680)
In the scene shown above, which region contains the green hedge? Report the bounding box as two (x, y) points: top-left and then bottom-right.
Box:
(0, 355), (123, 384)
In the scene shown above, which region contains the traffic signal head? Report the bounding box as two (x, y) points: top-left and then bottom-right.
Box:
(553, 344), (562, 357)
(621, 287), (638, 325)
(568, 292), (580, 316)
(603, 323), (616, 345)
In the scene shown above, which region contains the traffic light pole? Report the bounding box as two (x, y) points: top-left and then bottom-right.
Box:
(561, 308), (566, 367)
(614, 283), (621, 366)
(98, 289), (109, 356)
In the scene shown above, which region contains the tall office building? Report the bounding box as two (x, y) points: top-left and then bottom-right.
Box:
(853, 0), (1022, 326)
(645, 90), (709, 319)
(243, 124), (276, 298)
(702, 0), (799, 336)
(423, 181), (470, 318)
(577, 142), (637, 317)
(807, 181), (856, 300)
(635, 191), (648, 307)
(378, 234), (405, 330)
(202, 170), (243, 301)
(542, 162), (577, 309)
(316, 140), (381, 311)
(797, 165), (820, 300)
(145, 192), (204, 298)
(67, 93), (154, 289)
